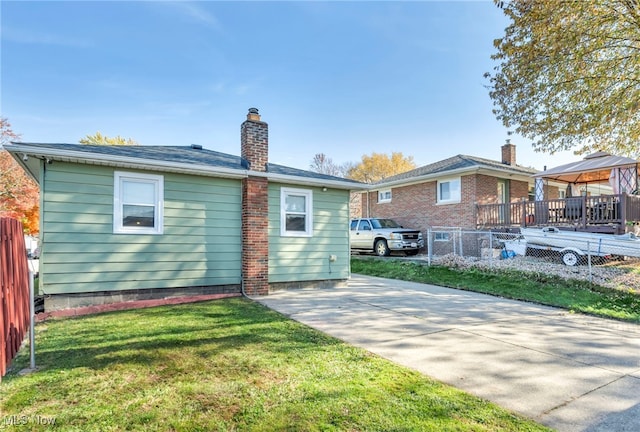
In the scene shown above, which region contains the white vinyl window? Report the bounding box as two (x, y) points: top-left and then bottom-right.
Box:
(378, 189), (392, 203)
(114, 171), (164, 235)
(437, 178), (461, 204)
(281, 187), (313, 237)
(434, 232), (450, 242)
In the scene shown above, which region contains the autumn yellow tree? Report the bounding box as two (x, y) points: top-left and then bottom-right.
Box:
(80, 131), (138, 146)
(0, 118), (40, 234)
(347, 152), (416, 183)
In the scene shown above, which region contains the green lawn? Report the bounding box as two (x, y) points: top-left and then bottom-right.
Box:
(352, 257), (640, 322)
(1, 298), (549, 431)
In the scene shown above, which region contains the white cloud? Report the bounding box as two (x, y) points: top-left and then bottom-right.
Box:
(156, 1), (223, 31)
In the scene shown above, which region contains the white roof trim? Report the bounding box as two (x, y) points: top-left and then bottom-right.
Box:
(5, 143), (248, 179)
(370, 165), (535, 189)
(247, 170), (363, 190)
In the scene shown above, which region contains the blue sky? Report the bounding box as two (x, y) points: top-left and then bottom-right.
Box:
(1, 0), (578, 172)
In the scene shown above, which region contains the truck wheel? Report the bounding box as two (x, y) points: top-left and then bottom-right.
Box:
(374, 239), (390, 256)
(562, 251), (579, 266)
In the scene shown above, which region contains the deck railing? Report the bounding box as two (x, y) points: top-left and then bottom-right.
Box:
(476, 193), (640, 234)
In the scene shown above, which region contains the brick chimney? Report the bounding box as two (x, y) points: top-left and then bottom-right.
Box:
(501, 140), (516, 166)
(241, 108), (269, 295)
(241, 107), (268, 172)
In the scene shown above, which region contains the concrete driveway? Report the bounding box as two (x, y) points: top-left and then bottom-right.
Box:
(256, 274), (640, 432)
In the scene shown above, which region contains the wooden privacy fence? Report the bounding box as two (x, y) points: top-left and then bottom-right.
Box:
(0, 218), (30, 379)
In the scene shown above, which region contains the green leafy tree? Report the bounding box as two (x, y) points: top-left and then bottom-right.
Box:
(347, 152), (416, 183)
(80, 131), (138, 146)
(486, 0), (640, 157)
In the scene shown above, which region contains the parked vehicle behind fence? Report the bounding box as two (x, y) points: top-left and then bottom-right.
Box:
(350, 218), (424, 256)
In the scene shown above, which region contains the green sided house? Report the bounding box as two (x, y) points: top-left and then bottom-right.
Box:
(5, 108), (362, 311)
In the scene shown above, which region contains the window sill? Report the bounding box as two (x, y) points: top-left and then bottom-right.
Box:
(114, 229), (163, 235)
(281, 232), (313, 238)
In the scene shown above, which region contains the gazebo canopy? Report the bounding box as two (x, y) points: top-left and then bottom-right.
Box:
(533, 152), (639, 184)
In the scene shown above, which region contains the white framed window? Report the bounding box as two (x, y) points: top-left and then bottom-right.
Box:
(281, 187), (313, 237)
(434, 232), (450, 241)
(114, 171), (164, 235)
(378, 189), (392, 203)
(437, 178), (461, 204)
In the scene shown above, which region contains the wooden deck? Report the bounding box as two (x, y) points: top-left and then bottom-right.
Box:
(476, 193), (640, 234)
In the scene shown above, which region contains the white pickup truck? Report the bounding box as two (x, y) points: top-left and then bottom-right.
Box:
(350, 218), (424, 256)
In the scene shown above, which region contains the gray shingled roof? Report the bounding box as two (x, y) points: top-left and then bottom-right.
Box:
(373, 154), (539, 185)
(10, 142), (361, 184)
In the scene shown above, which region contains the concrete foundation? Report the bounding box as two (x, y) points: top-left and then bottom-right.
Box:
(44, 284), (241, 312)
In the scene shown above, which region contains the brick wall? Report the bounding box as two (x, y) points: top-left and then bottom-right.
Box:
(241, 108), (268, 172)
(362, 173), (534, 234)
(349, 192), (362, 218)
(241, 108), (269, 295)
(545, 185), (560, 199)
(474, 174), (498, 205)
(501, 143), (516, 165)
(363, 175), (478, 234)
(510, 179), (530, 202)
(242, 176), (269, 295)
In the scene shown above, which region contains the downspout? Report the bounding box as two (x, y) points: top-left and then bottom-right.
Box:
(366, 190), (370, 218)
(39, 158), (46, 296)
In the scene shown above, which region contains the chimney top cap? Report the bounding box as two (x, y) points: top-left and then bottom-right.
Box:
(246, 107), (261, 121)
(505, 139), (511, 145)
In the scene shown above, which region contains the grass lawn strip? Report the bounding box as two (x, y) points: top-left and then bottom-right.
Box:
(1, 299), (549, 431)
(352, 257), (640, 322)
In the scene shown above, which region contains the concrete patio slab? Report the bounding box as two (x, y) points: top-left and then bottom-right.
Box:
(257, 274), (640, 431)
(368, 328), (621, 419)
(539, 375), (640, 432)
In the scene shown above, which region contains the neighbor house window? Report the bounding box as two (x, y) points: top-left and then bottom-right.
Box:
(437, 178), (461, 204)
(434, 232), (450, 241)
(114, 171), (164, 235)
(378, 189), (392, 203)
(281, 188), (313, 237)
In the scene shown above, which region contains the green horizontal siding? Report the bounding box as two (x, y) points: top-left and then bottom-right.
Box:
(44, 251), (240, 266)
(41, 162), (242, 294)
(268, 184), (350, 283)
(43, 233), (241, 248)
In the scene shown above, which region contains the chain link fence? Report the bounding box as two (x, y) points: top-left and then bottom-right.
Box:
(418, 227), (640, 291)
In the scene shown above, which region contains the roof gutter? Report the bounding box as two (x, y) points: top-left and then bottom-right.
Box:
(4, 143), (364, 190)
(371, 165), (537, 189)
(250, 170), (364, 190)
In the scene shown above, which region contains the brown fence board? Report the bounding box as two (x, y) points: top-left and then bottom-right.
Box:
(0, 218), (30, 379)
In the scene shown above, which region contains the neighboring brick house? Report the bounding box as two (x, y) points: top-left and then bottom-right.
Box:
(356, 143), (540, 235)
(6, 109), (362, 311)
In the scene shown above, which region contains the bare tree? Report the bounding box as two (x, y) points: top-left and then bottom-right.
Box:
(309, 153), (348, 177)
